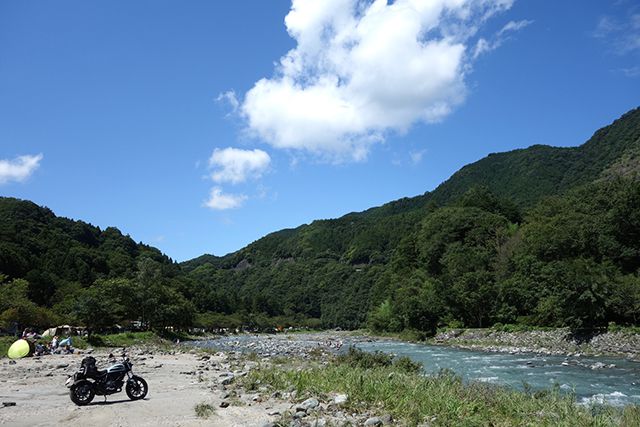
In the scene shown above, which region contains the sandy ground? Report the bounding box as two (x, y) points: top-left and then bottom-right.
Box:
(0, 348), (289, 427)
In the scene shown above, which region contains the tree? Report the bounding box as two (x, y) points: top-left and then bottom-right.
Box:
(73, 280), (127, 335)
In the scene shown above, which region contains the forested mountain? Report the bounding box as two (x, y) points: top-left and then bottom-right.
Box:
(1, 107), (639, 333)
(185, 107), (640, 273)
(0, 198), (192, 332)
(181, 107), (640, 330)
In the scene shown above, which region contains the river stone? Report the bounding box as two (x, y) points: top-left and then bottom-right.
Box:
(334, 394), (348, 406)
(310, 419), (327, 427)
(298, 397), (319, 411)
(220, 375), (235, 385)
(364, 417), (383, 426)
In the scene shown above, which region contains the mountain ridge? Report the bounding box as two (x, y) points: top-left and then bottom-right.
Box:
(182, 106), (640, 271)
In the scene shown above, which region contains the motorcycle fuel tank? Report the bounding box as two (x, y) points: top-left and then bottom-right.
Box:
(106, 363), (127, 374)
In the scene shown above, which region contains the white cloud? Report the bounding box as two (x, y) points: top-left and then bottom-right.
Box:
(239, 0), (519, 162)
(594, 13), (640, 55)
(410, 149), (427, 165)
(619, 66), (640, 77)
(498, 19), (532, 35)
(209, 147), (271, 184)
(474, 19), (532, 59)
(204, 187), (248, 210)
(0, 153), (43, 184)
(216, 90), (240, 113)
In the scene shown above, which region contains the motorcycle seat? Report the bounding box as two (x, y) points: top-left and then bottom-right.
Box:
(87, 369), (107, 378)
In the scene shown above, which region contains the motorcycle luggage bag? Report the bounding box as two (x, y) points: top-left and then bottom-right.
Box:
(81, 356), (97, 373)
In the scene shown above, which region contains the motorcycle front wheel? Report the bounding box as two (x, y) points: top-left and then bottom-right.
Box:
(126, 376), (148, 400)
(69, 381), (95, 406)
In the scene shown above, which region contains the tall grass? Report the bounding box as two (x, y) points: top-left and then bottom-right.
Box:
(242, 349), (640, 426)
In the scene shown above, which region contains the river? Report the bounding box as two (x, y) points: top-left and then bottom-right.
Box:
(356, 340), (640, 406)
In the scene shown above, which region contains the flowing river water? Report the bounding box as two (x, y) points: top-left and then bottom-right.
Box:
(356, 340), (640, 406)
(192, 334), (640, 406)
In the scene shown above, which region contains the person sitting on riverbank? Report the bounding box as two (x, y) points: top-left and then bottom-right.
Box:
(58, 336), (72, 348)
(34, 342), (49, 356)
(60, 344), (74, 354)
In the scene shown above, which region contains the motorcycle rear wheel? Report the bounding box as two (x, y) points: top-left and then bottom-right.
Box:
(126, 376), (148, 400)
(69, 381), (95, 406)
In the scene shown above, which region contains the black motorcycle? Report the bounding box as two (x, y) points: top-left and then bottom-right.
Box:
(66, 351), (148, 405)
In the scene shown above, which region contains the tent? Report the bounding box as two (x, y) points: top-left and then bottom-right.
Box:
(7, 339), (31, 359)
(41, 327), (57, 337)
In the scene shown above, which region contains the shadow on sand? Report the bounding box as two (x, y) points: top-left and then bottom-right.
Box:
(90, 398), (149, 406)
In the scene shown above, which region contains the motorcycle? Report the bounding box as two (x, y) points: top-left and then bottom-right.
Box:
(66, 350), (148, 405)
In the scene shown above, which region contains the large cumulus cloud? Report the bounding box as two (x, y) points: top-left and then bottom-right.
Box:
(240, 0), (517, 161)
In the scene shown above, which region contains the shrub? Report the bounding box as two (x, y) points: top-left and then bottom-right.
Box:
(194, 402), (215, 418)
(336, 347), (423, 374)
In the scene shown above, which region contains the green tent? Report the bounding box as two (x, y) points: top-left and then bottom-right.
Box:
(7, 339), (31, 359)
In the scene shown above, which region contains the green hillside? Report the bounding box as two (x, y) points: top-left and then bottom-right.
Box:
(181, 107), (640, 330)
(0, 198), (192, 331)
(185, 107), (640, 272)
(1, 107), (639, 333)
(432, 107), (640, 207)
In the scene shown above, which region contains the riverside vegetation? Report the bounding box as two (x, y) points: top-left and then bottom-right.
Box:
(238, 347), (640, 426)
(1, 108), (640, 338)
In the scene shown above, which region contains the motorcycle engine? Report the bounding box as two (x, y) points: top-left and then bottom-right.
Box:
(105, 379), (123, 392)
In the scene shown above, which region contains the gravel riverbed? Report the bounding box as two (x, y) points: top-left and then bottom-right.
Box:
(431, 328), (640, 359)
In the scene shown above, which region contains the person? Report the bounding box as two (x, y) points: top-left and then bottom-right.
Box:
(22, 328), (38, 342)
(50, 335), (59, 352)
(59, 334), (76, 354)
(59, 336), (72, 347)
(34, 342), (48, 356)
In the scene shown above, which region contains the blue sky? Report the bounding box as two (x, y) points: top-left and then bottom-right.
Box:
(1, 0), (638, 261)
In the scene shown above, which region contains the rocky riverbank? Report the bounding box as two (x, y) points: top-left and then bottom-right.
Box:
(188, 331), (373, 358)
(430, 328), (640, 359)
